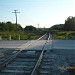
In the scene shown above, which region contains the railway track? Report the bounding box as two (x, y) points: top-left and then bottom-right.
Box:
(0, 33), (50, 75)
(0, 33), (75, 75)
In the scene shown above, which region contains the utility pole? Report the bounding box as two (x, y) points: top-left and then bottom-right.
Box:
(38, 24), (39, 30)
(12, 10), (20, 29)
(44, 26), (45, 30)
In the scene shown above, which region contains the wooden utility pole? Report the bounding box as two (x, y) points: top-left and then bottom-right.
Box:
(12, 10), (20, 29)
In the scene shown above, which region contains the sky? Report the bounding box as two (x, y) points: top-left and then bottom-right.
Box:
(0, 0), (75, 28)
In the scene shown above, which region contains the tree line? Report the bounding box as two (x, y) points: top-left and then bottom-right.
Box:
(0, 22), (37, 32)
(50, 16), (75, 31)
(0, 16), (75, 32)
(0, 22), (23, 31)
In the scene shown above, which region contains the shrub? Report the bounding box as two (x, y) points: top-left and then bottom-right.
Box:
(57, 36), (65, 39)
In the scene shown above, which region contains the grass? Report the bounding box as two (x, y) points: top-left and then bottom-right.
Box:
(51, 31), (75, 40)
(0, 31), (42, 40)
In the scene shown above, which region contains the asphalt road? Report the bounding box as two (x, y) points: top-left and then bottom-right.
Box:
(0, 40), (29, 48)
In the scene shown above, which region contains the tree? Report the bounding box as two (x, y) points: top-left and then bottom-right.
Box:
(50, 16), (75, 31)
(17, 24), (23, 31)
(24, 25), (36, 31)
(6, 22), (12, 31)
(50, 24), (64, 31)
(0, 21), (23, 32)
(0, 22), (5, 31)
(64, 16), (75, 31)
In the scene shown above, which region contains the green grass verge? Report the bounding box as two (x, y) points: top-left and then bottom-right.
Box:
(51, 31), (75, 40)
(0, 31), (42, 40)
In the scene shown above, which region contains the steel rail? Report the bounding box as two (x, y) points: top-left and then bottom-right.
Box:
(37, 33), (47, 40)
(31, 33), (50, 75)
(0, 33), (48, 71)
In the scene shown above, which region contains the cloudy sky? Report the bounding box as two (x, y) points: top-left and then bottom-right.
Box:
(0, 0), (75, 28)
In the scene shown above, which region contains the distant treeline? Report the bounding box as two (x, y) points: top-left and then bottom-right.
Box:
(0, 21), (49, 34)
(50, 16), (75, 31)
(0, 22), (23, 31)
(0, 16), (75, 32)
(0, 22), (38, 32)
(49, 16), (75, 39)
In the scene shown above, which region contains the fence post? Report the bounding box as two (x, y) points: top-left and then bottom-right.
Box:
(9, 35), (11, 40)
(19, 35), (20, 40)
(0, 36), (2, 40)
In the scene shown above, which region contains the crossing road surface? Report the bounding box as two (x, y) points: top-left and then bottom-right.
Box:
(0, 40), (29, 48)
